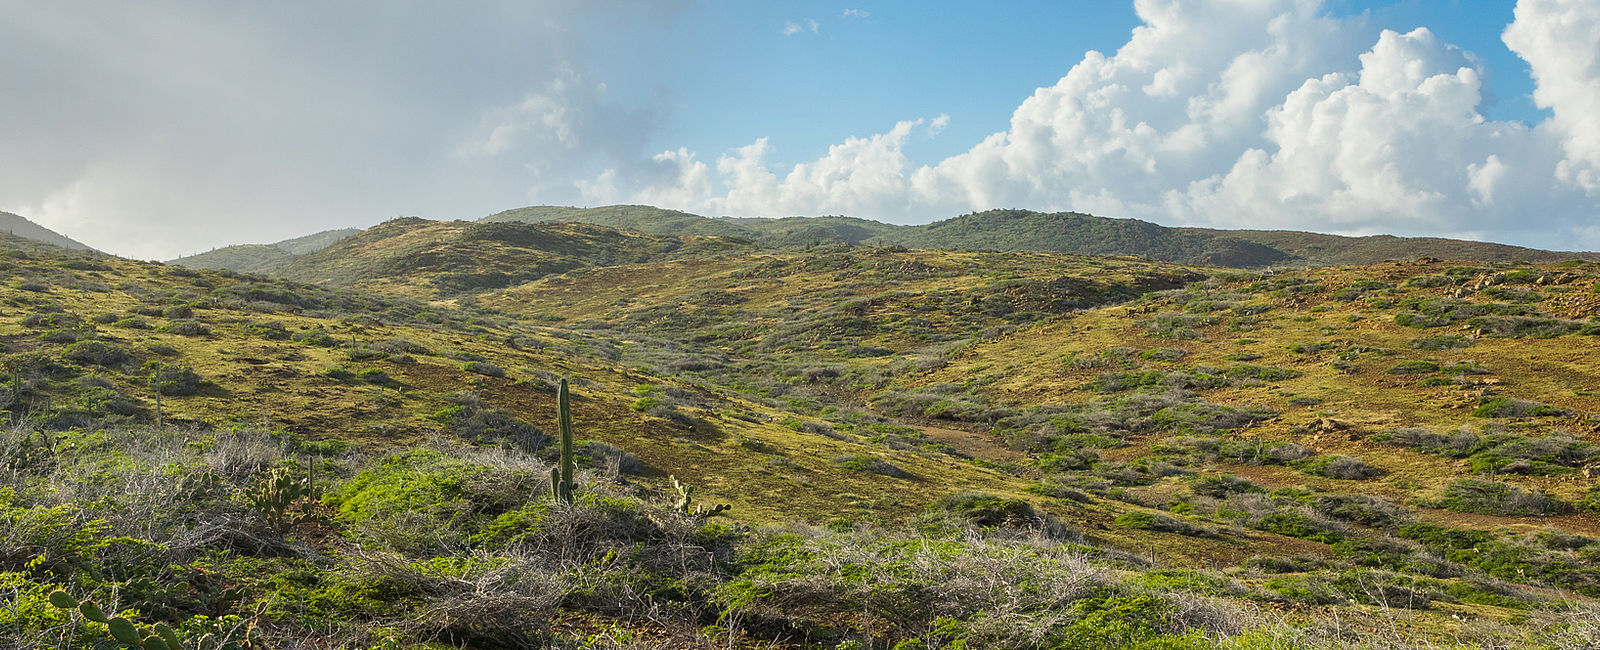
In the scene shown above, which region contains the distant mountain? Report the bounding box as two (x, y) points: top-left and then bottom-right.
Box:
(0, 211), (96, 251)
(170, 228), (359, 274)
(487, 205), (1599, 267)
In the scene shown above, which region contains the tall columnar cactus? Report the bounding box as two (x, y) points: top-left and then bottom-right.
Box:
(550, 378), (575, 503)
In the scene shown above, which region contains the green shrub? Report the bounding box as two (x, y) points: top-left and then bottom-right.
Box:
(1188, 474), (1260, 498)
(429, 392), (544, 450)
(142, 362), (202, 396)
(1434, 479), (1567, 516)
(461, 360), (506, 377)
(61, 340), (131, 366)
(1113, 511), (1208, 537)
(928, 492), (1039, 527)
(1472, 398), (1572, 418)
(329, 450), (547, 553)
(1297, 454), (1381, 480)
(831, 453), (912, 479)
(1387, 360), (1440, 375)
(156, 319), (211, 336)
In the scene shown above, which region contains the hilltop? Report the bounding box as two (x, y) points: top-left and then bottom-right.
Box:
(169, 227), (359, 274)
(485, 204), (1597, 267)
(0, 210), (97, 251)
(270, 217), (756, 298)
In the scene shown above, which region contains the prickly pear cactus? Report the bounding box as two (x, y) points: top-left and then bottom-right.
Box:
(46, 591), (259, 649)
(244, 466), (315, 534)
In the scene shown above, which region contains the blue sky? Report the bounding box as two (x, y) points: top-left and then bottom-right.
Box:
(603, 1), (1542, 172)
(1, 0), (1596, 259)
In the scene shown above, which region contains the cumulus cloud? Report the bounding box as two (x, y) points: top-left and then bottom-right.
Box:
(1504, 0), (1600, 193)
(603, 0), (1600, 251)
(842, 9), (869, 19)
(1174, 27), (1573, 238)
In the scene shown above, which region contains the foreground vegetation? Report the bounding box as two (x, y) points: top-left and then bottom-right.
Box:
(9, 424), (1600, 649)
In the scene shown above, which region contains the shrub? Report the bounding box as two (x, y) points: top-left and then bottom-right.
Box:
(1387, 360), (1440, 375)
(61, 340), (131, 366)
(1113, 511), (1208, 536)
(1297, 455), (1382, 480)
(1312, 494), (1405, 527)
(1140, 347), (1188, 362)
(1188, 474), (1260, 498)
(1472, 398), (1573, 418)
(430, 392), (545, 451)
(356, 368), (395, 385)
(328, 450), (548, 554)
(143, 362), (202, 396)
(461, 361), (506, 378)
(156, 319), (211, 336)
(929, 492), (1040, 527)
(291, 329), (338, 347)
(832, 453), (913, 479)
(572, 441), (644, 475)
(1435, 479), (1567, 516)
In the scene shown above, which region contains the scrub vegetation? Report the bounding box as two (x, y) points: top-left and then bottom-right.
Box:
(6, 208), (1600, 648)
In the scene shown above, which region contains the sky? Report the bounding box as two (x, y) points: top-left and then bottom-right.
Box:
(1, 0), (1597, 260)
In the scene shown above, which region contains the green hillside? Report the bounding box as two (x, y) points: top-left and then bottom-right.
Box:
(272, 217), (756, 298)
(9, 218), (1600, 647)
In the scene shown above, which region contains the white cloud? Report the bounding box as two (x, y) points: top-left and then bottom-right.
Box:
(1174, 28), (1568, 238)
(1504, 0), (1600, 193)
(842, 9), (869, 19)
(782, 19), (819, 36)
(600, 0), (1600, 252)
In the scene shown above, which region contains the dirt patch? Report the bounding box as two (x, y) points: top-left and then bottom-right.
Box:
(916, 425), (1024, 463)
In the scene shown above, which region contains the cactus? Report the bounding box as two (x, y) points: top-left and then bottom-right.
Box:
(244, 466), (316, 535)
(550, 378), (575, 503)
(46, 591), (257, 649)
(670, 475), (730, 520)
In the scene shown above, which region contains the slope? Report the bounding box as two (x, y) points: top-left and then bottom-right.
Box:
(271, 217), (757, 298)
(486, 204), (1600, 268)
(0, 210), (97, 251)
(170, 227), (360, 274)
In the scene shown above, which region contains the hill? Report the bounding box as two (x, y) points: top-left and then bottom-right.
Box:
(9, 223), (1600, 646)
(0, 210), (97, 251)
(169, 227), (359, 273)
(271, 217), (757, 298)
(487, 204), (1599, 267)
